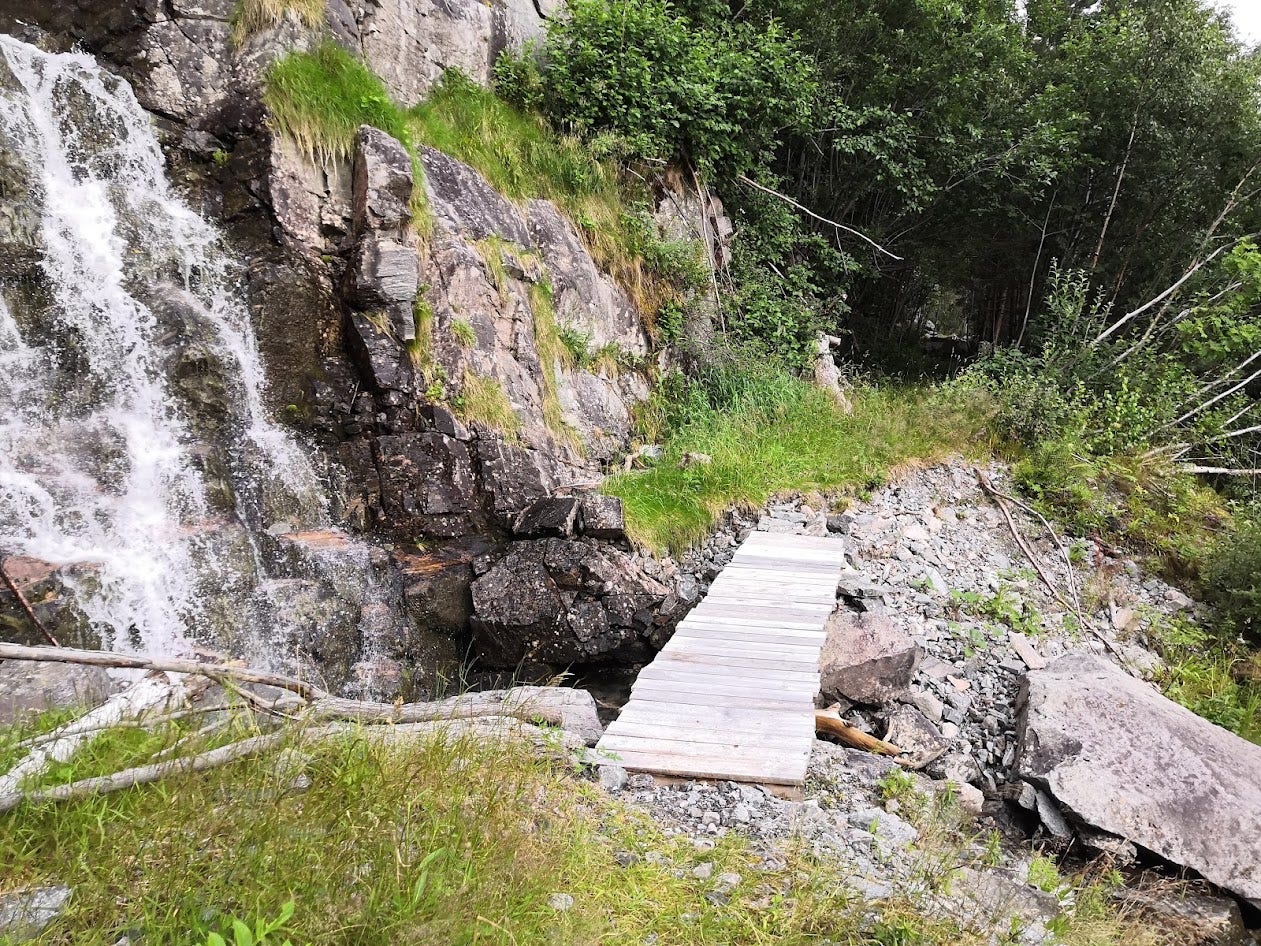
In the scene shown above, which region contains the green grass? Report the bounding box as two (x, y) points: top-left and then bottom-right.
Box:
(231, 0), (323, 43)
(0, 708), (1162, 946)
(264, 41), (413, 163)
(1143, 612), (1261, 743)
(528, 279), (582, 449)
(0, 722), (889, 946)
(455, 371), (520, 437)
(605, 374), (987, 554)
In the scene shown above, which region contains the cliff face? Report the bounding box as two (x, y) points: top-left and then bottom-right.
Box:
(0, 1), (700, 683)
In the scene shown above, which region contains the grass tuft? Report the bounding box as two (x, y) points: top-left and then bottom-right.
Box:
(455, 371), (520, 437)
(528, 279), (582, 450)
(231, 0), (324, 43)
(263, 41), (413, 164)
(408, 71), (689, 321)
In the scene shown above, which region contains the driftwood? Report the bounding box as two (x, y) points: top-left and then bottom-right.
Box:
(0, 730), (292, 816)
(0, 643), (593, 732)
(0, 676), (182, 795)
(814, 709), (902, 757)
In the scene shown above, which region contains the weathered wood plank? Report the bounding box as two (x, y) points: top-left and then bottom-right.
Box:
(595, 532), (844, 788)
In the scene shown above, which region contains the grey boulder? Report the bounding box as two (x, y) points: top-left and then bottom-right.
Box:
(1017, 653), (1261, 908)
(819, 609), (920, 705)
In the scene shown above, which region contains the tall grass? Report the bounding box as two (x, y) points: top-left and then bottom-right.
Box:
(408, 72), (684, 321)
(606, 361), (988, 553)
(264, 41), (413, 163)
(528, 279), (582, 449)
(456, 371), (520, 437)
(231, 0), (324, 43)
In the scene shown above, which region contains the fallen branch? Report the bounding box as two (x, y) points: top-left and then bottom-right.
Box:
(0, 558), (60, 647)
(815, 709), (902, 757)
(974, 471), (1082, 616)
(0, 644), (586, 732)
(0, 677), (183, 794)
(0, 730), (292, 816)
(974, 470), (1122, 659)
(13, 703), (240, 751)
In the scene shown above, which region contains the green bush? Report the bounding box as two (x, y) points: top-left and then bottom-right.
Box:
(496, 0), (817, 176)
(1205, 511), (1261, 643)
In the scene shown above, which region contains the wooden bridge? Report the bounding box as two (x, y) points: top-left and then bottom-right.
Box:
(596, 531), (846, 791)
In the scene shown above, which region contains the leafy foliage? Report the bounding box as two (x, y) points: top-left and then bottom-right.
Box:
(497, 0), (816, 177)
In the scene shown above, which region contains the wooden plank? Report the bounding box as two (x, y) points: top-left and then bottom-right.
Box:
(605, 747), (808, 785)
(594, 531), (843, 788)
(665, 635), (825, 657)
(649, 650), (820, 674)
(632, 672), (819, 695)
(606, 719), (812, 746)
(671, 626), (827, 646)
(623, 688), (808, 709)
(599, 734), (808, 765)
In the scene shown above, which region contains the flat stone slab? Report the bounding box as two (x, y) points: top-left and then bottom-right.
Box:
(1018, 654), (1261, 907)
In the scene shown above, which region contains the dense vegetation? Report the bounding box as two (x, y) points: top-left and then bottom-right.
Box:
(0, 708), (1157, 944)
(495, 0), (1261, 731)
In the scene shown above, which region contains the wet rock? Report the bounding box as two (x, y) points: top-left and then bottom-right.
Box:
(578, 494), (626, 541)
(469, 538), (674, 667)
(883, 705), (949, 770)
(1018, 653), (1261, 908)
(374, 432), (477, 538)
(513, 496), (582, 538)
(819, 609), (920, 705)
(475, 439), (554, 525)
(0, 885), (72, 943)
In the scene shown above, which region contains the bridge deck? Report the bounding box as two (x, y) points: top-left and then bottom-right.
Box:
(596, 531), (845, 788)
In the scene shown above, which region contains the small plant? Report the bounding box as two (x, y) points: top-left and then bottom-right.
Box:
(451, 318), (477, 348)
(557, 322), (593, 365)
(878, 769), (918, 805)
(1027, 854), (1062, 894)
(205, 900), (296, 946)
(211, 148), (230, 166)
(980, 829), (1003, 867)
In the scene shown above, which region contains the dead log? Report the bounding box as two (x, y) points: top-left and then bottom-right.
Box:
(814, 710), (902, 757)
(0, 643), (600, 740)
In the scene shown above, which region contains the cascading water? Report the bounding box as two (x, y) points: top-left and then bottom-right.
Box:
(0, 37), (403, 685)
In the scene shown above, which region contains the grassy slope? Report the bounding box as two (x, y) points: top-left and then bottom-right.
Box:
(0, 710), (1153, 946)
(606, 381), (989, 554)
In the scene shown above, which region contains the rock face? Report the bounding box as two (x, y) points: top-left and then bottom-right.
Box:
(0, 5), (689, 683)
(0, 660), (116, 726)
(1017, 654), (1261, 908)
(470, 539), (684, 667)
(819, 608), (921, 705)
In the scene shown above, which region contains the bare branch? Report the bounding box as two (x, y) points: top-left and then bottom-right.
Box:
(737, 174), (903, 261)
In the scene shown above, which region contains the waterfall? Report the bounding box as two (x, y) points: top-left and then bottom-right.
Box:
(0, 37), (400, 680)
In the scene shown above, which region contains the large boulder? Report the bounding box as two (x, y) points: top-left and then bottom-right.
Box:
(0, 660), (116, 727)
(1017, 654), (1261, 908)
(819, 608), (920, 705)
(469, 538), (677, 667)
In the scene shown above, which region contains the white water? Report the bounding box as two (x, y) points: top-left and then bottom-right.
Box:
(0, 38), (372, 661)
